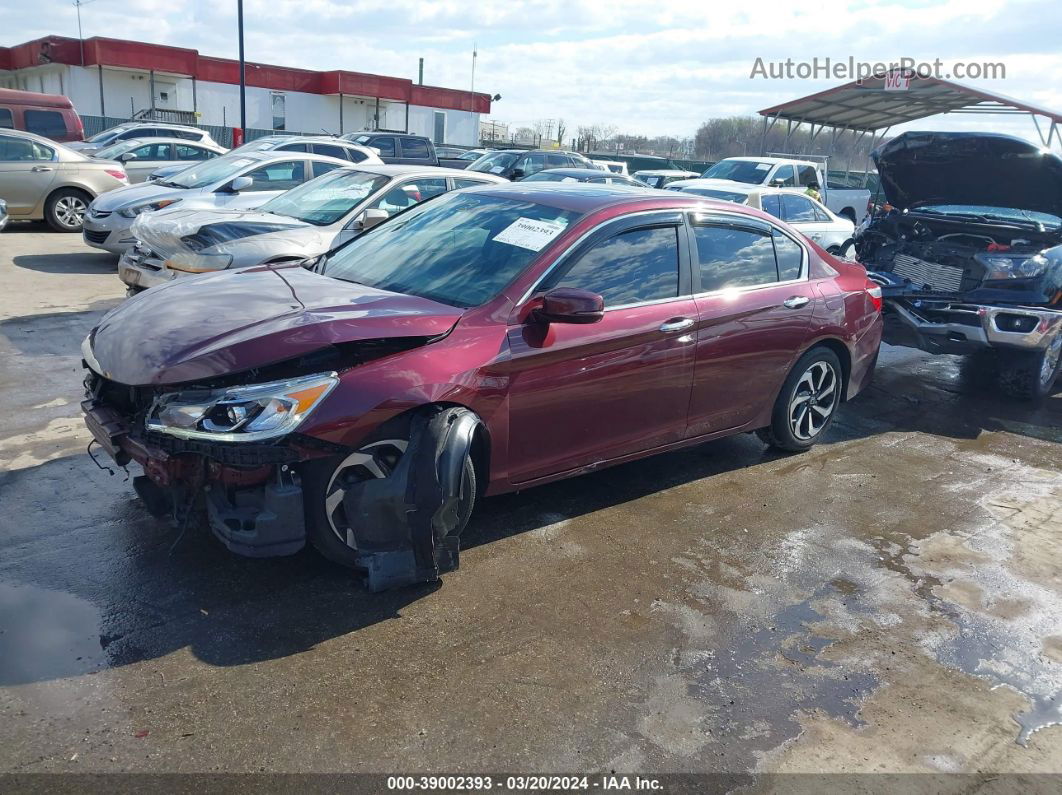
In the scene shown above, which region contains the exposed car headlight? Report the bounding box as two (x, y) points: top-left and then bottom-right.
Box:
(145, 373), (338, 442)
(975, 252), (1049, 280)
(117, 198), (181, 218)
(164, 252), (233, 273)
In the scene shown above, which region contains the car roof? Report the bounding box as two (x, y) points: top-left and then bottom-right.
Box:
(634, 169), (698, 176)
(252, 135), (359, 145)
(667, 179), (750, 191)
(535, 168), (616, 178)
(344, 131), (428, 139)
(114, 122), (202, 132)
(99, 137), (225, 150)
(225, 150), (350, 164)
(339, 164), (506, 179)
(721, 156), (817, 166)
(460, 181), (762, 214)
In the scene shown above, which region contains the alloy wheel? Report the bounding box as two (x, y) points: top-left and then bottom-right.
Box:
(1040, 332), (1062, 387)
(324, 439), (408, 548)
(54, 195), (88, 229)
(788, 360), (839, 441)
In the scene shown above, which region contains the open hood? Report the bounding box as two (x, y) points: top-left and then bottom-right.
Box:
(872, 131), (1062, 217)
(87, 266), (463, 386)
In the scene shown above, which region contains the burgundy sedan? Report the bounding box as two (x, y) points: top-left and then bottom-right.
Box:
(82, 183), (883, 590)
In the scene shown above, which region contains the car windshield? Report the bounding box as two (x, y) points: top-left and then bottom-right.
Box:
(260, 169), (388, 226)
(168, 157), (257, 189)
(93, 141), (133, 160)
(914, 204), (1062, 228)
(701, 160), (774, 184)
(468, 150), (519, 174)
(324, 192), (581, 308)
(86, 128), (127, 145)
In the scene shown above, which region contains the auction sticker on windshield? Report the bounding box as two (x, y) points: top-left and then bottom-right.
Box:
(493, 217), (567, 251)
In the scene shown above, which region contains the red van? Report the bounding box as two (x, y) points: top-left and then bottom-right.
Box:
(0, 88), (84, 143)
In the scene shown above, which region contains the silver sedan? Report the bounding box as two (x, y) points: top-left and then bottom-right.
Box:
(90, 137), (228, 183)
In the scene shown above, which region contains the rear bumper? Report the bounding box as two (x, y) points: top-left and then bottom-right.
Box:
(882, 299), (1062, 355)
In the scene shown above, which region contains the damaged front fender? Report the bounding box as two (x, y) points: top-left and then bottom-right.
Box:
(342, 406), (482, 592)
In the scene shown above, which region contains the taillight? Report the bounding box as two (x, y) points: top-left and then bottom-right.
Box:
(105, 169), (128, 182)
(866, 280), (883, 312)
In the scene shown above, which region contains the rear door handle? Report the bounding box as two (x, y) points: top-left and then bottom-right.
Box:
(31, 166), (54, 172)
(782, 296), (811, 309)
(659, 317), (695, 333)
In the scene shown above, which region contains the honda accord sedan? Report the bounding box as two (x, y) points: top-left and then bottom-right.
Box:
(81, 183), (883, 591)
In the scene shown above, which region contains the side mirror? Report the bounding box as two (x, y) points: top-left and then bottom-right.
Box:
(359, 208), (389, 229)
(118, 152), (138, 162)
(770, 177), (786, 186)
(534, 288), (605, 325)
(228, 175), (253, 193)
(511, 168), (525, 180)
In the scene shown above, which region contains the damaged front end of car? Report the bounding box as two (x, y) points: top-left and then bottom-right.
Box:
(854, 131), (1062, 396)
(81, 264), (484, 590)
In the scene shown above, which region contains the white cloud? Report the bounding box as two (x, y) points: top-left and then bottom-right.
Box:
(1, 0), (1059, 144)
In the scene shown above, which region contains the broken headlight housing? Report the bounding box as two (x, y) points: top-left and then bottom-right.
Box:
(974, 252), (1050, 280)
(145, 372), (338, 442)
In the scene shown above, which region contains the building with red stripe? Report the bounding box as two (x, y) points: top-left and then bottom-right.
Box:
(0, 35), (491, 144)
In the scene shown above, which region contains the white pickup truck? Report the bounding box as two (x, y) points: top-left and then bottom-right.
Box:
(696, 156), (871, 224)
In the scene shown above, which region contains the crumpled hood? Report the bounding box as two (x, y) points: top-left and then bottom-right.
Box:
(91, 182), (183, 212)
(132, 207), (312, 259)
(872, 131), (1062, 216)
(87, 266), (464, 386)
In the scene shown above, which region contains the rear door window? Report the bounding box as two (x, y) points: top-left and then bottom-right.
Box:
(400, 138), (431, 159)
(0, 134), (54, 161)
(24, 110), (67, 138)
(772, 230), (804, 281)
(519, 152), (548, 177)
(0, 108), (13, 129)
(172, 130), (201, 141)
(243, 160), (306, 190)
(367, 177), (449, 214)
(781, 194), (819, 223)
(546, 153), (568, 169)
(312, 160), (344, 178)
(541, 226), (681, 307)
(760, 194), (783, 219)
(175, 144), (213, 161)
(693, 222), (779, 292)
(453, 177), (492, 189)
(370, 137), (396, 158)
(311, 142), (349, 160)
(277, 142), (308, 152)
(129, 142), (173, 160)
(797, 166), (819, 187)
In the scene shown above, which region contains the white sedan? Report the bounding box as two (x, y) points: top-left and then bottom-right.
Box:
(665, 180), (855, 252)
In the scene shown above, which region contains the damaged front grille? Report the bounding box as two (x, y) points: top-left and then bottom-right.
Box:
(891, 253), (965, 292)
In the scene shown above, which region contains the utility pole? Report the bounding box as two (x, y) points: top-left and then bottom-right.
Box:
(73, 0), (98, 67)
(237, 0), (247, 134)
(470, 43), (477, 95)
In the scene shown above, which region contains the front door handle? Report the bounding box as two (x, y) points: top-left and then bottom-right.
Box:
(660, 317), (695, 333)
(31, 166), (54, 172)
(783, 296), (811, 309)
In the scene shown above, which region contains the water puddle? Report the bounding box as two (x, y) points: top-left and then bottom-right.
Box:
(0, 582), (106, 686)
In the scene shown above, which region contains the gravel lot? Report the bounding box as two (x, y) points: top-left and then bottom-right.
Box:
(1, 223), (1060, 780)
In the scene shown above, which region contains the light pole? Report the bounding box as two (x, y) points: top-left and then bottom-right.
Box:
(73, 0), (98, 67)
(237, 0), (247, 135)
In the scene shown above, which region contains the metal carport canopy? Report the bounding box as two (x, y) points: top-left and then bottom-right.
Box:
(757, 74), (1062, 149)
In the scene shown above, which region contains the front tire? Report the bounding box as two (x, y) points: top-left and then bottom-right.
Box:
(45, 188), (91, 232)
(997, 332), (1062, 400)
(303, 428), (477, 570)
(757, 347), (843, 452)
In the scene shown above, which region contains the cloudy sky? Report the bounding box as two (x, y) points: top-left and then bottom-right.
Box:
(3, 0), (1061, 143)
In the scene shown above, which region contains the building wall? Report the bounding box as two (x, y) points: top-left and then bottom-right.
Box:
(1, 63), (481, 144)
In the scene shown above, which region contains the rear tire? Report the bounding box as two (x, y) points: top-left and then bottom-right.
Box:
(997, 332), (1062, 400)
(45, 188), (91, 232)
(757, 347), (843, 452)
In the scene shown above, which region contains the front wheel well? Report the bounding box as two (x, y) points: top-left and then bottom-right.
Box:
(806, 339), (851, 400)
